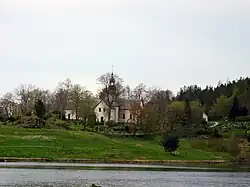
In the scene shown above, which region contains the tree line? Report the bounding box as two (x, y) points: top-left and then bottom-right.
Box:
(1, 74), (249, 130)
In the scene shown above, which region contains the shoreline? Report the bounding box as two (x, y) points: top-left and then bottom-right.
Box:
(0, 157), (229, 165)
(1, 158), (249, 172)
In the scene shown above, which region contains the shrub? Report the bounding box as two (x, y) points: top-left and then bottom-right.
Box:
(236, 139), (250, 164)
(247, 134), (250, 142)
(161, 135), (180, 154)
(212, 128), (223, 138)
(200, 119), (208, 125)
(19, 115), (44, 128)
(195, 127), (223, 138)
(236, 115), (250, 122)
(228, 136), (242, 157)
(54, 119), (71, 130)
(51, 110), (60, 115)
(191, 140), (207, 149)
(8, 115), (19, 124)
(124, 126), (130, 133)
(44, 113), (52, 120)
(206, 139), (228, 152)
(105, 120), (116, 127)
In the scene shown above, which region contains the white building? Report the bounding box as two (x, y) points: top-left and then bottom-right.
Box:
(65, 72), (144, 123)
(94, 99), (143, 124)
(202, 112), (209, 122)
(65, 109), (77, 120)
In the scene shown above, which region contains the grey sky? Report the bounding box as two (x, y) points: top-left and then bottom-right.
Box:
(0, 0), (250, 95)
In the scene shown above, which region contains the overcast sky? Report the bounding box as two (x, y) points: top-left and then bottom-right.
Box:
(0, 0), (250, 95)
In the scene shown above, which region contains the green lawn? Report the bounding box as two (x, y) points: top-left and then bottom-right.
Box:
(0, 125), (231, 161)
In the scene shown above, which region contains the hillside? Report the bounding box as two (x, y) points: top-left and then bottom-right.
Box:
(0, 125), (231, 161)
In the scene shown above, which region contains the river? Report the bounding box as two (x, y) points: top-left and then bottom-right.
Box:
(0, 168), (250, 187)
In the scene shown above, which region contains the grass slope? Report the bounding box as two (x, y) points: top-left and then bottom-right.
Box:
(0, 125), (231, 160)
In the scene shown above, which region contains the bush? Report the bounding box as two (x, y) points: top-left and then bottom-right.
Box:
(161, 135), (180, 153)
(191, 138), (231, 153)
(212, 128), (223, 138)
(228, 136), (242, 157)
(124, 126), (130, 133)
(105, 120), (116, 127)
(19, 115), (44, 128)
(195, 127), (223, 138)
(44, 113), (52, 120)
(54, 119), (71, 130)
(247, 134), (250, 142)
(236, 115), (250, 122)
(8, 116), (19, 124)
(200, 119), (208, 125)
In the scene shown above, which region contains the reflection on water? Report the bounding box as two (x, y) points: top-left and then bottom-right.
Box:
(0, 168), (250, 187)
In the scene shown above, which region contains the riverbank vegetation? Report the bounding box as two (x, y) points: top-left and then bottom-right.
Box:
(0, 75), (250, 165)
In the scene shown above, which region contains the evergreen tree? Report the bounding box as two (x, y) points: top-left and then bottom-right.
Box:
(161, 135), (180, 154)
(34, 99), (46, 127)
(183, 99), (192, 127)
(35, 99), (46, 118)
(229, 96), (239, 121)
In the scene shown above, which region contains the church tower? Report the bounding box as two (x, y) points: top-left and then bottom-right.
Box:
(108, 68), (116, 93)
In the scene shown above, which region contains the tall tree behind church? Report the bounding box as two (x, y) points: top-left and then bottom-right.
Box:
(97, 73), (125, 122)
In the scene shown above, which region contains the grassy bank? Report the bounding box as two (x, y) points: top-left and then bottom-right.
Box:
(0, 125), (231, 161)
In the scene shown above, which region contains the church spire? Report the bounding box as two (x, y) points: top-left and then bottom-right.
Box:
(109, 65), (116, 91)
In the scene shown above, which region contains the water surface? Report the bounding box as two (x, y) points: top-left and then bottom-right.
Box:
(0, 168), (250, 187)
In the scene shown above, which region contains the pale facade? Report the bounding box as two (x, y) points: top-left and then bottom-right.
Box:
(94, 99), (142, 124)
(202, 112), (208, 122)
(65, 109), (77, 120)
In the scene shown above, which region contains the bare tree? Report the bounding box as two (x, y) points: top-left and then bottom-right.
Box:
(70, 84), (85, 120)
(14, 84), (35, 115)
(149, 89), (173, 134)
(0, 92), (15, 118)
(97, 73), (125, 122)
(39, 90), (55, 113)
(131, 83), (147, 100)
(79, 90), (97, 122)
(55, 78), (72, 119)
(123, 85), (132, 99)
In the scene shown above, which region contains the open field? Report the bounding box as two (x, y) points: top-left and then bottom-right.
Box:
(0, 125), (231, 161)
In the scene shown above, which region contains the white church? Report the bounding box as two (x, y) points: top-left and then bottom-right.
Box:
(94, 72), (143, 124)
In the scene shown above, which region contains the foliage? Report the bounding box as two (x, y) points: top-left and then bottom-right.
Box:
(35, 99), (46, 118)
(69, 84), (84, 120)
(78, 93), (97, 122)
(167, 101), (185, 126)
(183, 99), (192, 127)
(176, 78), (250, 120)
(209, 95), (232, 120)
(140, 105), (159, 136)
(200, 119), (208, 125)
(235, 115), (250, 122)
(19, 115), (44, 128)
(191, 139), (227, 153)
(236, 139), (250, 164)
(195, 127), (222, 138)
(161, 135), (180, 153)
(190, 101), (203, 124)
(229, 96), (240, 121)
(54, 119), (71, 130)
(105, 120), (116, 127)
